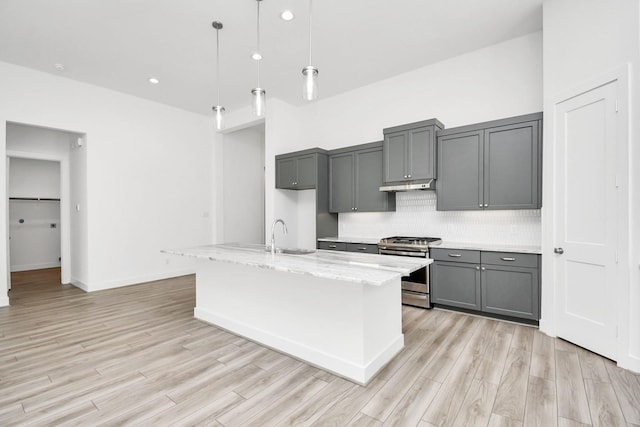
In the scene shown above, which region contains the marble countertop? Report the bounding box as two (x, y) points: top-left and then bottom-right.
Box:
(317, 236), (381, 244)
(317, 236), (541, 254)
(163, 243), (431, 286)
(435, 241), (542, 254)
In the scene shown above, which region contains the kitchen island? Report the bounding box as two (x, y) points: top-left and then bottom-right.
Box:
(163, 243), (431, 384)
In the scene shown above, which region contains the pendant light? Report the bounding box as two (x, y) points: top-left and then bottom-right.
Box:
(302, 0), (318, 101)
(211, 21), (225, 130)
(252, 0), (266, 117)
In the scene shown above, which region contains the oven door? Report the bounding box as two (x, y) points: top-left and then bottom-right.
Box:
(400, 266), (430, 308)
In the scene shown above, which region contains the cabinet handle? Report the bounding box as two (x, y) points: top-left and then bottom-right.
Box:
(476, 266), (480, 270)
(479, 204), (483, 208)
(408, 174), (412, 178)
(357, 247), (367, 251)
(448, 253), (462, 257)
(500, 257), (516, 261)
(484, 204), (488, 207)
(481, 267), (486, 271)
(354, 207), (358, 211)
(328, 245), (337, 249)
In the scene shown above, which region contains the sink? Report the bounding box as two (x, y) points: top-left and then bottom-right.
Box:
(265, 247), (316, 255)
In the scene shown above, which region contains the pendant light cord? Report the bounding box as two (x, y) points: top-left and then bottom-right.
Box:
(256, 0), (261, 87)
(308, 0), (313, 65)
(216, 27), (221, 106)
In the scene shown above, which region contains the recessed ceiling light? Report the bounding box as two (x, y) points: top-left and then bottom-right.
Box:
(251, 52), (262, 61)
(148, 77), (160, 84)
(54, 63), (65, 71)
(280, 10), (294, 21)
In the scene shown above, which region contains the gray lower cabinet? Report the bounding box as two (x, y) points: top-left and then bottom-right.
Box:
(431, 260), (481, 311)
(430, 248), (540, 321)
(382, 119), (444, 185)
(329, 142), (395, 213)
(436, 112), (542, 211)
(481, 265), (539, 320)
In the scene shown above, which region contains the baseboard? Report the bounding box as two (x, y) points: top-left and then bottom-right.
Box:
(86, 268), (196, 292)
(618, 354), (640, 374)
(194, 306), (404, 385)
(70, 278), (89, 292)
(10, 262), (61, 272)
(0, 292), (9, 307)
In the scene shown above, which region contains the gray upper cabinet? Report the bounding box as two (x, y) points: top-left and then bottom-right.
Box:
(436, 130), (484, 210)
(275, 148), (338, 240)
(383, 119), (444, 184)
(276, 149), (323, 190)
(329, 142), (395, 213)
(436, 113), (542, 211)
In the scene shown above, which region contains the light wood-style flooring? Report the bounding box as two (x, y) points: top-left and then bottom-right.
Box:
(1, 268), (639, 426)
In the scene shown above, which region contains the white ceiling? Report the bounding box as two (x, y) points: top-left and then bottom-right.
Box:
(0, 0), (543, 116)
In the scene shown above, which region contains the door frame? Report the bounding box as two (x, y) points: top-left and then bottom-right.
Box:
(6, 151), (71, 286)
(541, 65), (630, 368)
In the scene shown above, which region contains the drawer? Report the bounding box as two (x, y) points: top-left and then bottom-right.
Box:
(317, 241), (347, 251)
(402, 290), (430, 308)
(346, 243), (379, 254)
(430, 248), (480, 264)
(481, 251), (539, 268)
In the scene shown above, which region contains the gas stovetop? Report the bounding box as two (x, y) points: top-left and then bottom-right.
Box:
(378, 236), (442, 251)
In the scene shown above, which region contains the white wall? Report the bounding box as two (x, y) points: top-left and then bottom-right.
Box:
(9, 157), (60, 198)
(249, 32), (543, 249)
(9, 157), (61, 272)
(0, 60), (214, 301)
(221, 124), (265, 244)
(9, 200), (61, 272)
(542, 0), (640, 372)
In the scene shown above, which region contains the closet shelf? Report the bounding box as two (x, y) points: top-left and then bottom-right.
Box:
(9, 197), (60, 202)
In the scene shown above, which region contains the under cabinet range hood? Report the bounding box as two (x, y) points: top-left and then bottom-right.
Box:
(379, 179), (435, 192)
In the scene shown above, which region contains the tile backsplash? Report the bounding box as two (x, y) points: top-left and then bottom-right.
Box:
(339, 192), (541, 246)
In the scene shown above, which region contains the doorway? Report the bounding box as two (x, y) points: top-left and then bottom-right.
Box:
(5, 122), (84, 298)
(221, 124), (265, 244)
(8, 158), (62, 281)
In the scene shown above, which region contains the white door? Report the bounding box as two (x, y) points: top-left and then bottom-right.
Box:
(554, 81), (618, 360)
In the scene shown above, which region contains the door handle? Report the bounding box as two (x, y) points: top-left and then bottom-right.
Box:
(554, 247), (564, 255)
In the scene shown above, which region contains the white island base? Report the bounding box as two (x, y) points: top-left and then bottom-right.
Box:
(194, 259), (404, 385)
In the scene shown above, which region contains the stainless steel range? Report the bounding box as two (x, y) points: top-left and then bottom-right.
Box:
(378, 236), (442, 308)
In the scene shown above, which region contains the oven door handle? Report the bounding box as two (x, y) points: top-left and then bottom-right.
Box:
(379, 249), (427, 257)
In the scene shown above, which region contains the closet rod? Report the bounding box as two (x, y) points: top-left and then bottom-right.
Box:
(9, 197), (60, 202)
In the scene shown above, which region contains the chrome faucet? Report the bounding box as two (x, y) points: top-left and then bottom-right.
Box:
(270, 219), (288, 255)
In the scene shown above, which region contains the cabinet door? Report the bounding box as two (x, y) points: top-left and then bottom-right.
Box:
(296, 154), (317, 189)
(484, 120), (540, 209)
(481, 265), (539, 320)
(355, 147), (389, 212)
(276, 157), (297, 189)
(383, 131), (408, 183)
(329, 153), (354, 213)
(436, 130), (484, 210)
(407, 126), (435, 180)
(431, 261), (481, 310)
